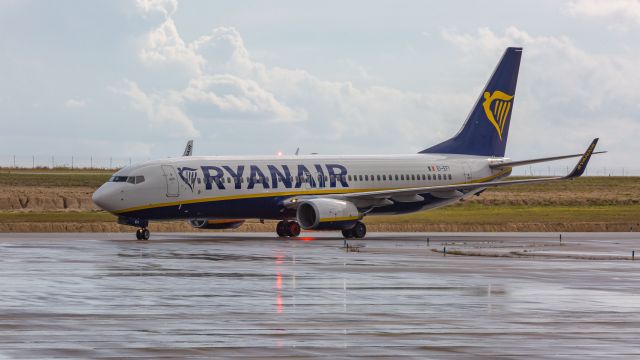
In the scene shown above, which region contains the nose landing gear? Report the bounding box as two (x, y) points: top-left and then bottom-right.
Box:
(135, 228), (150, 240)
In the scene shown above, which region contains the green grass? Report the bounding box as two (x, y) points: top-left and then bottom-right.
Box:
(0, 211), (116, 223)
(2, 204), (638, 226)
(0, 172), (112, 188)
(366, 203), (640, 225)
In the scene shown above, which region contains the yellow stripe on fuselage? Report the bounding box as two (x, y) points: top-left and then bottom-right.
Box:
(113, 168), (512, 215)
(319, 216), (360, 223)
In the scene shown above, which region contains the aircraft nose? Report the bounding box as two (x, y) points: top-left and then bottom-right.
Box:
(92, 185), (117, 212)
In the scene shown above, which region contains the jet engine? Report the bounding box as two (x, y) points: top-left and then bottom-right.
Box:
(188, 219), (245, 230)
(296, 198), (360, 230)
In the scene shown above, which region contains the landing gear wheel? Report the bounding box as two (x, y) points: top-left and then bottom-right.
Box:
(341, 228), (355, 238)
(136, 228), (150, 240)
(288, 222), (301, 237)
(276, 221), (288, 237)
(353, 221), (366, 239)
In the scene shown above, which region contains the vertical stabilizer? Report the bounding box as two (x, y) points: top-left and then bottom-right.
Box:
(420, 47), (522, 157)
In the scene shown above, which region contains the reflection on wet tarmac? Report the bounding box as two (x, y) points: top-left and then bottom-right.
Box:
(0, 232), (639, 358)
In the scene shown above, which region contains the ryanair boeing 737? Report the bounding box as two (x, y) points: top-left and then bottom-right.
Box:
(92, 47), (602, 240)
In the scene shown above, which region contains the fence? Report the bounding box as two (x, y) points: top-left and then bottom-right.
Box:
(1, 155), (152, 170)
(1, 155), (639, 176)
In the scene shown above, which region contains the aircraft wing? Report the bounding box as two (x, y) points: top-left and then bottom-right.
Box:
(490, 150), (606, 169)
(341, 138), (599, 202)
(182, 140), (193, 156)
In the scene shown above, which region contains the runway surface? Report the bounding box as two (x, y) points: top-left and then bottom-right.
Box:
(1, 232), (639, 359)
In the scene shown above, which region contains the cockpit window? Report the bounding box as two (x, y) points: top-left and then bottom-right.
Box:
(127, 176), (146, 184)
(111, 175), (145, 184)
(109, 176), (128, 182)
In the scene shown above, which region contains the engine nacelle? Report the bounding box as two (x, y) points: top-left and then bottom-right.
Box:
(188, 219), (245, 230)
(296, 198), (360, 230)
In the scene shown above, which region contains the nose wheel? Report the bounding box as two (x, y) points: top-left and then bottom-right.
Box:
(135, 228), (150, 240)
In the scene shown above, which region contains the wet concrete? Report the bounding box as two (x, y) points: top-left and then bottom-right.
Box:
(0, 232), (639, 359)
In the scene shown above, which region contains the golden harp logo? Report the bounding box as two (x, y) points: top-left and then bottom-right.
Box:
(482, 90), (513, 141)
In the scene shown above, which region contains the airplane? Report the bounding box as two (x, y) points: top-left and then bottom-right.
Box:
(92, 47), (603, 240)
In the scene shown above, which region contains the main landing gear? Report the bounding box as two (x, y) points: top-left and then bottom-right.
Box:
(276, 220), (301, 237)
(341, 221), (366, 239)
(135, 228), (150, 240)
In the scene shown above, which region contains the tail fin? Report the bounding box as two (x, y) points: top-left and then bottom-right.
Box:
(420, 47), (522, 157)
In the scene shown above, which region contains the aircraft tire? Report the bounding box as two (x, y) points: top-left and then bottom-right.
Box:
(135, 229), (142, 240)
(353, 222), (366, 239)
(276, 221), (288, 237)
(288, 222), (301, 237)
(341, 228), (355, 238)
(141, 228), (150, 240)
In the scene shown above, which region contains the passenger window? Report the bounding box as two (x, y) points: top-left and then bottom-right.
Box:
(449, 174), (452, 180)
(377, 175), (381, 181)
(400, 174), (404, 180)
(382, 175), (387, 181)
(411, 174), (415, 181)
(197, 178), (201, 184)
(395, 174), (399, 181)
(438, 174), (442, 180)
(428, 174), (431, 180)
(365, 175), (369, 181)
(348, 175), (352, 181)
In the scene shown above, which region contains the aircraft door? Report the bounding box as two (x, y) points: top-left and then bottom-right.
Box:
(463, 162), (473, 182)
(161, 165), (180, 197)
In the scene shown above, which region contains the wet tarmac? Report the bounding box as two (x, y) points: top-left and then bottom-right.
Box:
(0, 232), (639, 359)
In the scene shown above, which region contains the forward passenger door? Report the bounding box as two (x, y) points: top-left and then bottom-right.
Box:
(161, 165), (180, 197)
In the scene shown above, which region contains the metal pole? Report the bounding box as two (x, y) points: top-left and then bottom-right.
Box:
(71, 156), (74, 169)
(90, 156), (93, 169)
(32, 155), (35, 169)
(52, 156), (54, 169)
(110, 157), (112, 169)
(13, 155), (16, 168)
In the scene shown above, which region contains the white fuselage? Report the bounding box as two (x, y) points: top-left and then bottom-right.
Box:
(92, 153), (511, 221)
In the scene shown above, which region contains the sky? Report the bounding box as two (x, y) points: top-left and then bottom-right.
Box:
(1, 0), (639, 174)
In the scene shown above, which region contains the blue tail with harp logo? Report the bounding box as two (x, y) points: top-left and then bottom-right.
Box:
(420, 47), (522, 157)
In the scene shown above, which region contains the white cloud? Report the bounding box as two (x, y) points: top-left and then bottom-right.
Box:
(110, 79), (199, 137)
(441, 26), (640, 165)
(64, 98), (87, 109)
(135, 0), (177, 18)
(566, 0), (640, 25)
(113, 1), (469, 151)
